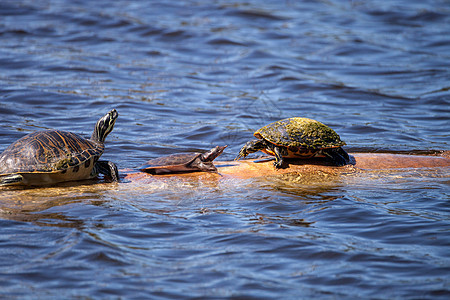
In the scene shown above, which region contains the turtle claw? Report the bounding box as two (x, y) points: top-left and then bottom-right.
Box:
(235, 146), (249, 161)
(273, 157), (287, 169)
(108, 161), (119, 182)
(273, 160), (283, 169)
(95, 160), (119, 182)
(234, 152), (247, 161)
(272, 146), (287, 169)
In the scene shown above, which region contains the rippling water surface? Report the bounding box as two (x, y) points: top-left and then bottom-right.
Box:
(1, 0), (449, 298)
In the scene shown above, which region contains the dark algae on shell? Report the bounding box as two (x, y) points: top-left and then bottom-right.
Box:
(256, 118), (346, 149)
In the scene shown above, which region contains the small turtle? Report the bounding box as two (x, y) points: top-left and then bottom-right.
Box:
(0, 109), (119, 186)
(139, 145), (227, 175)
(235, 117), (349, 168)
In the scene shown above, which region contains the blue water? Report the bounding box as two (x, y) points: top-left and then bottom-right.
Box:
(0, 0), (449, 298)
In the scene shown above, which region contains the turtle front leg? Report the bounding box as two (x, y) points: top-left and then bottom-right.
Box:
(272, 146), (286, 169)
(235, 140), (267, 160)
(95, 160), (119, 182)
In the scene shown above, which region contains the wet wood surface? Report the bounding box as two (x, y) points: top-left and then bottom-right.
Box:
(124, 152), (450, 182)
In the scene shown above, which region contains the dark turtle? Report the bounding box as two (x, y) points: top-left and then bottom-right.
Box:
(139, 145), (227, 175)
(0, 109), (119, 186)
(235, 117), (349, 168)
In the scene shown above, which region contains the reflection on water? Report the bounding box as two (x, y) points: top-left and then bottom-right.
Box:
(1, 165), (449, 298)
(1, 0), (449, 298)
(0, 182), (113, 224)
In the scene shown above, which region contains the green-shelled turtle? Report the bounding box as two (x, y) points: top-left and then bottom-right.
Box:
(235, 117), (349, 168)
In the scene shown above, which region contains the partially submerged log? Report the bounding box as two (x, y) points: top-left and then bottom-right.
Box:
(124, 152), (450, 182)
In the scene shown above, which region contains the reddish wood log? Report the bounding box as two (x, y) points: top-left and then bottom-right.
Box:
(124, 152), (450, 182)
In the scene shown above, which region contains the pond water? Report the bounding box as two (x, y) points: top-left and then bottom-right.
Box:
(0, 0), (449, 298)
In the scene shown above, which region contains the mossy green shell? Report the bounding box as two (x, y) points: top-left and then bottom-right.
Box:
(255, 117), (346, 149)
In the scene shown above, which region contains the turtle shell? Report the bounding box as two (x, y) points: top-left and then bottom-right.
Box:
(139, 146), (227, 175)
(0, 130), (103, 185)
(255, 117), (345, 149)
(139, 153), (209, 175)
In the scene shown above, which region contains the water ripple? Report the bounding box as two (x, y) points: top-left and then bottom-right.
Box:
(1, 0), (449, 298)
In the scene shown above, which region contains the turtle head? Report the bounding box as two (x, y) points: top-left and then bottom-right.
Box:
(91, 109), (118, 143)
(235, 140), (266, 160)
(201, 145), (227, 162)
